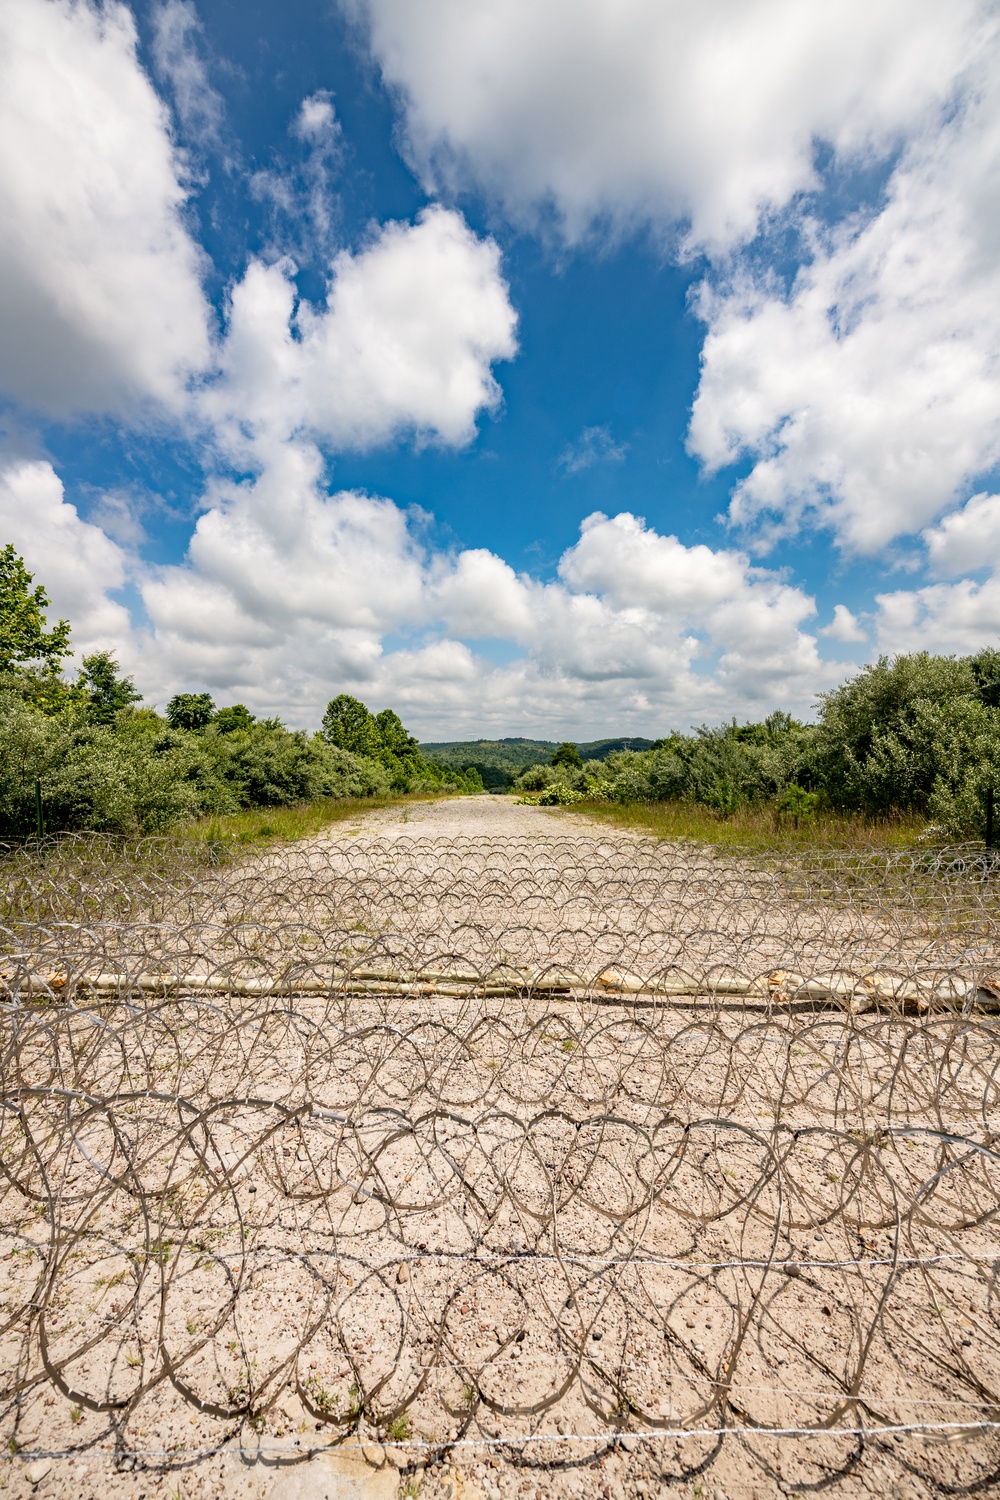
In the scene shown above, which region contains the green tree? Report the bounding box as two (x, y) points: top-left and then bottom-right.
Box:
(167, 692), (215, 730)
(776, 782), (819, 827)
(374, 708), (418, 757)
(815, 652), (979, 813)
(551, 742), (583, 770)
(969, 648), (1000, 710)
(0, 545), (71, 674)
(214, 703), (256, 735)
(78, 652), (142, 725)
(322, 694), (378, 756)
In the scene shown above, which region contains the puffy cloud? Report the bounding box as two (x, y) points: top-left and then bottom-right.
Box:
(870, 490), (1000, 655)
(147, 453), (428, 643)
(820, 605), (867, 644)
(294, 92), (339, 146)
(874, 578), (1000, 658)
(0, 460), (133, 661)
(131, 465), (838, 731)
(923, 492), (1000, 578)
(555, 512), (825, 696)
(0, 0), (212, 416)
(429, 549), (535, 640)
(561, 512), (758, 613)
(205, 206), (517, 457)
(347, 0), (983, 251)
(688, 35), (1000, 552)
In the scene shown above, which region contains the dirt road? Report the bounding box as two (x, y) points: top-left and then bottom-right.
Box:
(314, 792), (603, 840)
(3, 802), (999, 1500)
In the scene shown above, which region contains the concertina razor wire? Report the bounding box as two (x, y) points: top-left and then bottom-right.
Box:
(2, 832), (1000, 1490)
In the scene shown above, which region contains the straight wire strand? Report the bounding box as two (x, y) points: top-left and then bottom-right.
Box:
(10, 1418), (1000, 1462)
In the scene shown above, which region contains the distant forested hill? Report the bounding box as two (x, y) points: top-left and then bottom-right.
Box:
(420, 736), (657, 789)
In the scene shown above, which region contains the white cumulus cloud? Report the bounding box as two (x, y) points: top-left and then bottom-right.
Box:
(924, 492), (1000, 578)
(205, 206), (518, 458)
(347, 0), (984, 251)
(820, 605), (867, 644)
(871, 490), (1000, 656)
(0, 460), (133, 662)
(0, 0), (212, 416)
(875, 578), (1000, 658)
(131, 470), (838, 731)
(688, 33), (1000, 552)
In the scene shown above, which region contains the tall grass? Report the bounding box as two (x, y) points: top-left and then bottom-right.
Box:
(178, 794), (437, 848)
(567, 798), (928, 849)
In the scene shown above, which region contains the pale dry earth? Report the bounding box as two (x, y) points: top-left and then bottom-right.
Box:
(314, 795), (593, 840)
(2, 797), (999, 1500)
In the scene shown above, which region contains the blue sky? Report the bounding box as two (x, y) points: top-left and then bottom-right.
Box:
(2, 0), (999, 737)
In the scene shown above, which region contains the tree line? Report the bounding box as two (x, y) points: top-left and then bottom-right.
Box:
(2, 542), (999, 839)
(0, 546), (481, 836)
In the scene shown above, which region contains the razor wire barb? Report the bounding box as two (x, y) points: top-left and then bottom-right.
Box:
(1, 831), (1000, 1491)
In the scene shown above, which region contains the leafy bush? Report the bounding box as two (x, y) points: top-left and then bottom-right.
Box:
(201, 724), (392, 806)
(0, 700), (402, 836)
(804, 652), (1000, 835)
(517, 783), (583, 806)
(513, 764), (561, 793)
(0, 676), (477, 836)
(0, 694), (204, 834)
(590, 715), (813, 811)
(776, 783), (820, 826)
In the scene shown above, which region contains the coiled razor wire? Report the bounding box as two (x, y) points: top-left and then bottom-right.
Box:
(2, 832), (1000, 1493)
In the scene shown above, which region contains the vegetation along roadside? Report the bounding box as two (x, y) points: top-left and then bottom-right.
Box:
(508, 650), (1000, 843)
(2, 542), (1000, 842)
(0, 546), (480, 837)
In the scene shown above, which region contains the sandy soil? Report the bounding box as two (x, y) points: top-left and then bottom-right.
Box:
(315, 794), (604, 840)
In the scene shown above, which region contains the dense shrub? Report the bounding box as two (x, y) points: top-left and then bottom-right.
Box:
(529, 657), (1000, 839)
(0, 550), (480, 837)
(568, 713), (814, 813)
(0, 686), (480, 836)
(812, 652), (1000, 821)
(0, 701), (402, 837)
(201, 724), (392, 806)
(0, 695), (204, 834)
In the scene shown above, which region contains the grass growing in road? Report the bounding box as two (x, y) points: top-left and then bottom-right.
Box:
(178, 795), (439, 849)
(567, 798), (928, 849)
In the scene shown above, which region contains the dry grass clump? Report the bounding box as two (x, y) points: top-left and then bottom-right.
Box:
(178, 792), (444, 849)
(571, 796), (928, 849)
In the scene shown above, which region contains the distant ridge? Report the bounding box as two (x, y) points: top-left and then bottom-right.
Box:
(420, 736), (656, 789)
